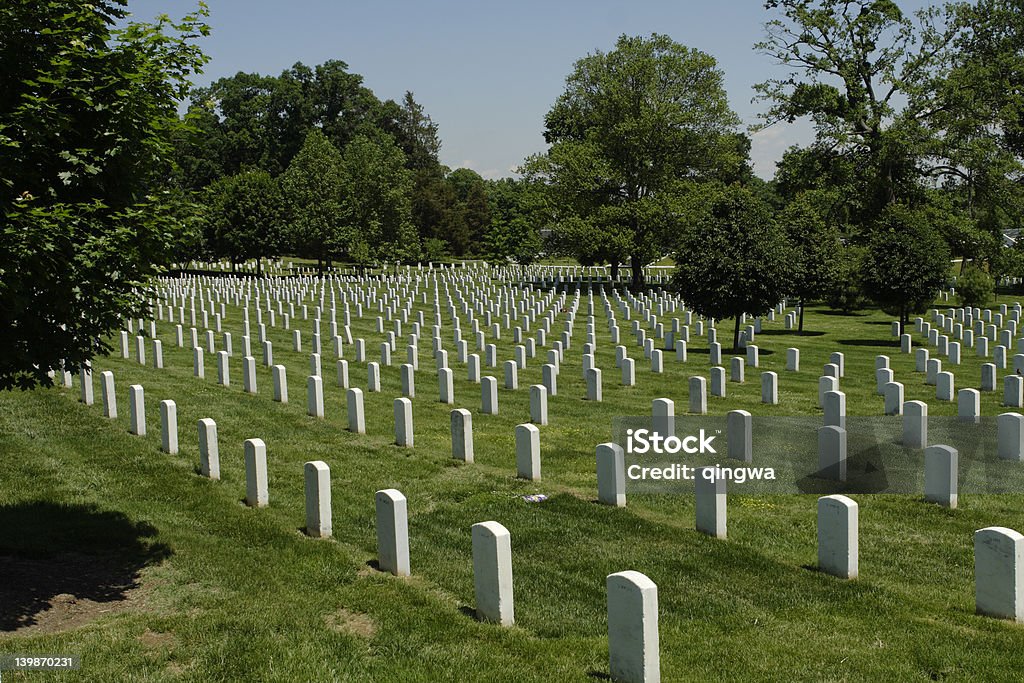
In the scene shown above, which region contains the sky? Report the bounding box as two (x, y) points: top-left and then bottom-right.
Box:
(130, 0), (932, 180)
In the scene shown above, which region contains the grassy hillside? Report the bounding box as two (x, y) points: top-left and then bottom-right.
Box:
(2, 290), (1024, 682)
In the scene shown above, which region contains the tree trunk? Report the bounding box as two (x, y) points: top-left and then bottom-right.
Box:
(900, 306), (908, 337)
(630, 254), (645, 293)
(733, 315), (741, 353)
(798, 300), (805, 333)
(256, 258), (262, 277)
(610, 261), (620, 283)
(231, 258), (237, 274)
(317, 255), (323, 276)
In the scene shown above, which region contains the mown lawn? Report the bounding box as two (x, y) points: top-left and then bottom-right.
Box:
(2, 283), (1024, 682)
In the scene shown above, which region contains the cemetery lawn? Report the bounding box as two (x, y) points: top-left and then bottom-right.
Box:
(3, 300), (1024, 682)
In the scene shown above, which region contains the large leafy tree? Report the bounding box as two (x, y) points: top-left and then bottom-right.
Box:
(176, 60), (381, 184)
(485, 178), (546, 266)
(280, 129), (346, 273)
(757, 0), (1024, 230)
(671, 186), (792, 351)
(524, 33), (744, 290)
(755, 0), (962, 216)
(0, 1), (209, 389)
(779, 193), (842, 332)
(862, 203), (951, 332)
(204, 169), (285, 274)
(339, 133), (419, 263)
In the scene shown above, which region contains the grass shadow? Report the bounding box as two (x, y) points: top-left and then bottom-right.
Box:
(757, 329), (826, 337)
(837, 339), (902, 348)
(0, 501), (171, 632)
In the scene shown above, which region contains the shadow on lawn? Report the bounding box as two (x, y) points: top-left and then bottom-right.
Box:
(0, 502), (171, 632)
(756, 329), (826, 337)
(836, 339), (902, 348)
(688, 347), (777, 356)
(817, 310), (870, 317)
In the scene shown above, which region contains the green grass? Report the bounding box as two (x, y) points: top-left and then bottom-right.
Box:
(3, 286), (1024, 682)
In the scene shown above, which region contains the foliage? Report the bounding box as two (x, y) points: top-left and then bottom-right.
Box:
(484, 178), (546, 266)
(279, 129), (345, 272)
(174, 64), (448, 249)
(525, 33), (744, 290)
(448, 168), (491, 250)
(778, 194), (842, 330)
(338, 133), (419, 263)
(955, 265), (994, 308)
(758, 0), (1024, 245)
(861, 203), (951, 330)
(0, 0), (209, 389)
(670, 186), (792, 349)
(203, 170), (285, 273)
(824, 245), (869, 313)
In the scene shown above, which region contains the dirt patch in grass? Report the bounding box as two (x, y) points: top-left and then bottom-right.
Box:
(324, 608), (377, 639)
(138, 628), (176, 650)
(0, 552), (152, 636)
(0, 502), (171, 636)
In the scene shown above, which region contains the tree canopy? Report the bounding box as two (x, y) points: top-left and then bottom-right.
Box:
(670, 186), (793, 350)
(0, 0), (209, 389)
(525, 33), (746, 290)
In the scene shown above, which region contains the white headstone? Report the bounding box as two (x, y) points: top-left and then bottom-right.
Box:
(159, 399), (178, 454)
(347, 388), (366, 434)
(198, 418), (219, 479)
(998, 412), (1024, 461)
(818, 494), (858, 579)
(924, 445), (958, 508)
(244, 438), (268, 507)
(902, 400), (927, 448)
(472, 521), (514, 626)
(304, 461), (332, 538)
(695, 466), (727, 539)
(394, 397), (413, 447)
(607, 570), (660, 683)
(100, 370), (116, 418)
(376, 489), (410, 576)
(727, 410), (751, 463)
(975, 526), (1024, 621)
(128, 384), (145, 435)
(515, 423), (541, 480)
(596, 443), (626, 507)
(818, 425), (846, 481)
(451, 409), (474, 462)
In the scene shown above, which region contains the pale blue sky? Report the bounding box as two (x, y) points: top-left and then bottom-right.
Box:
(130, 0), (933, 179)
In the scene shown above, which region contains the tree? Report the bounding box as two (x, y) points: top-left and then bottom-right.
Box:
(524, 33), (743, 290)
(280, 129), (346, 273)
(756, 0), (962, 217)
(175, 60), (382, 185)
(955, 265), (994, 308)
(778, 194), (842, 331)
(485, 178), (546, 266)
(824, 245), (869, 313)
(861, 203), (950, 332)
(338, 133), (419, 263)
(204, 169), (285, 274)
(381, 91), (441, 172)
(0, 1), (209, 389)
(448, 168), (491, 250)
(671, 186), (792, 350)
(756, 0), (1024, 242)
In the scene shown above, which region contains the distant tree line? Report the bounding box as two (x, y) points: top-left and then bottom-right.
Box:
(172, 61), (545, 270)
